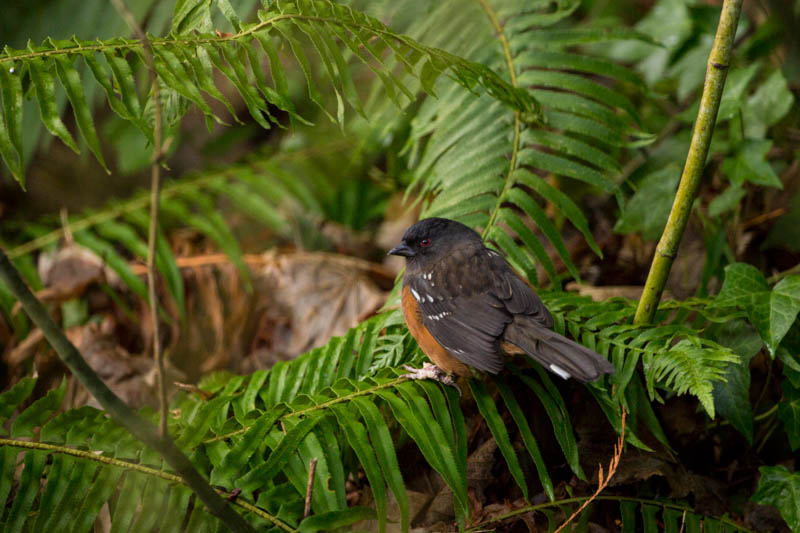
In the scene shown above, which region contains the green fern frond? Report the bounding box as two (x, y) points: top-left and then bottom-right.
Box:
(645, 338), (740, 416)
(0, 0), (532, 186)
(543, 290), (742, 419)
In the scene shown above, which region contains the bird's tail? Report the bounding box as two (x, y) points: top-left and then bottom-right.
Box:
(503, 316), (615, 382)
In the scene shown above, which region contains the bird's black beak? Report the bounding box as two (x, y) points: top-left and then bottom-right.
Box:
(388, 242), (415, 257)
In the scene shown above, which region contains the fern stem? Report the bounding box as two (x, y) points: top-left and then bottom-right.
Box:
(476, 0), (521, 240)
(634, 0), (743, 325)
(0, 250), (256, 533)
(0, 438), (295, 531)
(204, 376), (408, 444)
(0, 13), (467, 72)
(0, 14), (309, 63)
(0, 437), (184, 482)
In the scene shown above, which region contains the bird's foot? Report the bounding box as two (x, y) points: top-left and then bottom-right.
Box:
(401, 363), (461, 395)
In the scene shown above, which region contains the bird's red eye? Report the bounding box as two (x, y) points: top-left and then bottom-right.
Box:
(420, 238), (431, 247)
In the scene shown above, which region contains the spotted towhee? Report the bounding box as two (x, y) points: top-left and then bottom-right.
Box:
(389, 217), (614, 385)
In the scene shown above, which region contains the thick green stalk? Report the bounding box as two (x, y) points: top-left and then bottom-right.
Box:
(634, 0), (743, 325)
(0, 250), (256, 533)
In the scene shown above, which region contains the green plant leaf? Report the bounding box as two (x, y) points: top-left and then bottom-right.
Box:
(352, 397), (409, 533)
(495, 378), (554, 501)
(210, 407), (285, 486)
(710, 320), (763, 443)
(173, 0), (212, 33)
(778, 379), (800, 451)
(5, 450), (48, 532)
(717, 263), (770, 307)
(53, 55), (109, 173)
(27, 57), (79, 154)
(647, 339), (739, 418)
(470, 379), (528, 499)
(0, 377), (36, 428)
(512, 365), (585, 479)
(717, 265), (800, 354)
(716, 62), (761, 122)
(707, 184), (746, 217)
(331, 406), (387, 533)
(770, 276), (800, 352)
(722, 140), (782, 189)
(0, 447), (19, 523)
(376, 385), (468, 520)
(744, 69), (795, 137)
(297, 507), (376, 532)
(752, 465), (800, 531)
(615, 164), (681, 240)
(11, 379), (66, 438)
(236, 414), (324, 492)
(0, 61), (25, 184)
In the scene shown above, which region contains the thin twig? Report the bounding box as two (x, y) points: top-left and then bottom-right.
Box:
(634, 0), (744, 325)
(554, 408), (626, 533)
(109, 0), (168, 437)
(304, 458), (319, 518)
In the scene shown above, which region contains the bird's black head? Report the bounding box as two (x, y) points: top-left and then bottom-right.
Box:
(388, 217), (482, 261)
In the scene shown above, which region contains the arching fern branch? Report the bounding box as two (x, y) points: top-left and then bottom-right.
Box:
(0, 0), (534, 187)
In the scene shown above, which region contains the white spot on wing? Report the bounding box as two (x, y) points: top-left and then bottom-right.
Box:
(411, 288), (421, 302)
(549, 364), (571, 380)
(427, 294), (434, 303)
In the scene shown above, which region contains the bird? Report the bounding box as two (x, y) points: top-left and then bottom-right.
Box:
(388, 217), (614, 386)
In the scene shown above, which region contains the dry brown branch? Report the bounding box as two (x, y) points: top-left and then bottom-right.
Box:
(554, 408), (627, 533)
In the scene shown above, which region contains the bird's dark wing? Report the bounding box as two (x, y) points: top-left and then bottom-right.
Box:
(484, 249), (554, 328)
(408, 244), (547, 374)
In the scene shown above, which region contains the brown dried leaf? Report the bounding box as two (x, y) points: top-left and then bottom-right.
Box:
(36, 245), (112, 302)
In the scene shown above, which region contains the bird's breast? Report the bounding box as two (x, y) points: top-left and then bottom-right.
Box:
(401, 285), (471, 376)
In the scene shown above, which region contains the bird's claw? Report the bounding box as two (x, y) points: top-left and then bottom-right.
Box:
(401, 363), (461, 396)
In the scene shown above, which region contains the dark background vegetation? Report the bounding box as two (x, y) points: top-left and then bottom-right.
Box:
(0, 0), (799, 531)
